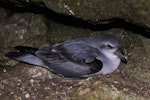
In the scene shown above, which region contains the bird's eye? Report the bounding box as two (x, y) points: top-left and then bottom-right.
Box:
(107, 44), (113, 49)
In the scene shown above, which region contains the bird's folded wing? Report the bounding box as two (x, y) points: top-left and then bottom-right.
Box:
(53, 42), (100, 64)
(35, 42), (103, 78)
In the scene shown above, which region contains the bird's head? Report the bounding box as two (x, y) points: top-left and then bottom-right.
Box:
(98, 35), (127, 63)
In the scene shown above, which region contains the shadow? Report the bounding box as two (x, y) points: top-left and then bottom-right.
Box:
(0, 1), (150, 38)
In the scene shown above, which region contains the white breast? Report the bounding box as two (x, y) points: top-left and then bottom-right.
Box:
(99, 57), (121, 75)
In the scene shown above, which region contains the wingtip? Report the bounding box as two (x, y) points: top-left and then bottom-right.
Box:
(5, 52), (25, 58)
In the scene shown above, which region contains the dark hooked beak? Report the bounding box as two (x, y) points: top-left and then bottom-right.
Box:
(115, 51), (128, 63)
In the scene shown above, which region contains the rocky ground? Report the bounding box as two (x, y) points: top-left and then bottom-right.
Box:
(0, 1), (150, 100)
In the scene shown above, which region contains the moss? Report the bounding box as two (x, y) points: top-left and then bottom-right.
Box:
(124, 34), (150, 80)
(0, 54), (16, 67)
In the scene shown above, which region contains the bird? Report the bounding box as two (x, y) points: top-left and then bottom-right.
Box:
(5, 34), (127, 80)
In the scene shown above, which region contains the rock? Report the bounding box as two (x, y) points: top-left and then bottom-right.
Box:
(0, 0), (150, 39)
(0, 0), (149, 100)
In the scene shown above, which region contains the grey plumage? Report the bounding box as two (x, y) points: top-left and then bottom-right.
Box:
(5, 34), (127, 79)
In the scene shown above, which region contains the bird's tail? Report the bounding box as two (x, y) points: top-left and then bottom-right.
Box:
(5, 46), (44, 66)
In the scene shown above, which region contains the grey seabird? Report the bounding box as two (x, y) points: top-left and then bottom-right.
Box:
(5, 34), (127, 79)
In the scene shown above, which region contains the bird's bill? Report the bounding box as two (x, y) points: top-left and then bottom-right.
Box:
(115, 51), (127, 63)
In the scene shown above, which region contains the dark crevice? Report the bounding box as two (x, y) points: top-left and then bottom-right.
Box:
(0, 1), (150, 38)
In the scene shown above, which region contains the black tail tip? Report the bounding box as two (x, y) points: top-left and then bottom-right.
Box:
(5, 52), (26, 58)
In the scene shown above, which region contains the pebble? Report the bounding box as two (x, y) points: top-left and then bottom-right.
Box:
(3, 69), (6, 72)
(25, 93), (30, 98)
(30, 79), (34, 83)
(32, 72), (42, 78)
